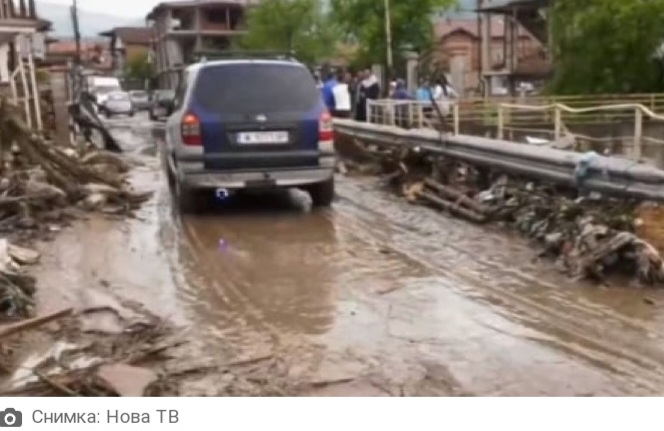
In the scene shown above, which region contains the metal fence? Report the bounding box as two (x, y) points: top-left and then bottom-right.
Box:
(366, 99), (460, 133)
(365, 96), (664, 165)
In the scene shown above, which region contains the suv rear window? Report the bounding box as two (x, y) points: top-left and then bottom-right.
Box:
(193, 63), (319, 114)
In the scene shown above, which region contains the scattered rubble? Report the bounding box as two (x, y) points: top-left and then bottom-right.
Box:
(0, 96), (170, 396)
(339, 138), (664, 285)
(0, 238), (40, 319)
(0, 97), (150, 237)
(0, 299), (195, 396)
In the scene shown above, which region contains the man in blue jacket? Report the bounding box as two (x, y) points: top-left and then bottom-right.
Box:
(321, 73), (338, 112)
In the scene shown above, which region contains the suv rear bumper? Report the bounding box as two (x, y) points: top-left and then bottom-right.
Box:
(176, 156), (335, 189)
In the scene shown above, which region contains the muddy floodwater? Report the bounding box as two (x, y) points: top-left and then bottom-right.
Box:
(30, 114), (664, 395)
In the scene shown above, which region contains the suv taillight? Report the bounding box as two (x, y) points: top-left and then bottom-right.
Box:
(181, 113), (201, 146)
(319, 111), (333, 141)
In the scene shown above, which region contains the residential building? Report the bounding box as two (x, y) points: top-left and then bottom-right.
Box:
(146, 0), (261, 89)
(477, 0), (551, 95)
(45, 39), (112, 71)
(98, 27), (152, 76)
(0, 0), (42, 85)
(434, 17), (543, 95)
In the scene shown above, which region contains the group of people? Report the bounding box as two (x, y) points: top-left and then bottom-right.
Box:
(317, 69), (381, 122)
(315, 69), (459, 122)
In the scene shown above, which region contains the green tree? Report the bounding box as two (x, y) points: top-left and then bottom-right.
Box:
(239, 0), (339, 65)
(124, 51), (153, 82)
(330, 0), (455, 67)
(550, 0), (664, 94)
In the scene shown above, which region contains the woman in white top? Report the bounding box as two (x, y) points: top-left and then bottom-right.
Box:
(331, 73), (351, 118)
(432, 76), (458, 117)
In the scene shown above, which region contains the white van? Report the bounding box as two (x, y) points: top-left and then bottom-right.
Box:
(87, 76), (122, 106)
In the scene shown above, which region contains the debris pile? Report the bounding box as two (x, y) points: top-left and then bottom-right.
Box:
(0, 238), (40, 319)
(341, 140), (664, 285)
(0, 300), (200, 396)
(0, 98), (150, 234)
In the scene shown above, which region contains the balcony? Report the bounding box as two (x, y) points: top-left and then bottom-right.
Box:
(0, 0), (37, 21)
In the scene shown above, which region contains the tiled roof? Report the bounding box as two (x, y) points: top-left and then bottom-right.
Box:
(47, 41), (102, 54)
(434, 18), (534, 40)
(434, 18), (506, 40)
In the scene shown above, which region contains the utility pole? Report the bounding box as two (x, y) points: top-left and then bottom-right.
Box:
(384, 0), (392, 89)
(70, 0), (83, 99)
(71, 0), (81, 65)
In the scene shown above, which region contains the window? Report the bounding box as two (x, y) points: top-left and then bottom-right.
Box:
(206, 10), (226, 24)
(193, 64), (319, 114)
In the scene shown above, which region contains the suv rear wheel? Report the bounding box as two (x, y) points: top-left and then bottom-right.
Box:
(307, 178), (335, 207)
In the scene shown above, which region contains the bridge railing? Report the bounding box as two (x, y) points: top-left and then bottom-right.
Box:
(365, 98), (664, 165)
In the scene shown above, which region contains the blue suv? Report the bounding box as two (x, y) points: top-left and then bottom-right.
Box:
(163, 56), (336, 212)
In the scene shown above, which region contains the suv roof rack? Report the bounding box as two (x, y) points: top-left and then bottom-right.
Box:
(191, 50), (298, 63)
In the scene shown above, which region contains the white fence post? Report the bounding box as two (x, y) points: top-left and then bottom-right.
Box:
(553, 105), (562, 140)
(453, 103), (459, 135)
(497, 105), (504, 139)
(634, 107), (643, 161)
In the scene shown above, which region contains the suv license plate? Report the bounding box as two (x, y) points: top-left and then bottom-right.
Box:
(237, 131), (288, 144)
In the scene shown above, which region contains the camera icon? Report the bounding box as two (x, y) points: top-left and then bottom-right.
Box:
(0, 408), (21, 427)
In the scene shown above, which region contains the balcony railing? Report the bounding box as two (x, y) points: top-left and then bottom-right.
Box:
(0, 0), (37, 20)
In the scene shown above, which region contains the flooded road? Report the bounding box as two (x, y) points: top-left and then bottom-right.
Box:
(32, 115), (664, 395)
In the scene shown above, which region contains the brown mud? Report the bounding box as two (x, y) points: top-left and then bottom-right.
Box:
(8, 114), (664, 395)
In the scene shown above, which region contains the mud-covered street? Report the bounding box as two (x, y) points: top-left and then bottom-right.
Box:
(21, 114), (664, 396)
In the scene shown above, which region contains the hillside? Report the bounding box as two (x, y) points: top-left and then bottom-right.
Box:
(37, 2), (144, 37)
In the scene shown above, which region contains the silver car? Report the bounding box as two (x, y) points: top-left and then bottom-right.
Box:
(129, 90), (150, 110)
(101, 91), (135, 118)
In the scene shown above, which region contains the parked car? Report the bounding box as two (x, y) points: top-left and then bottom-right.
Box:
(129, 90), (150, 110)
(100, 91), (134, 118)
(163, 57), (336, 213)
(149, 90), (175, 121)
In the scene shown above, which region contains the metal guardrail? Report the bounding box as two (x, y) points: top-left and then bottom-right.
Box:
(333, 118), (664, 201)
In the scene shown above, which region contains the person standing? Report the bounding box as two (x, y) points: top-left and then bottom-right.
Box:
(321, 73), (338, 112)
(331, 73), (351, 118)
(391, 79), (410, 100)
(346, 72), (357, 117)
(432, 75), (458, 117)
(355, 69), (380, 122)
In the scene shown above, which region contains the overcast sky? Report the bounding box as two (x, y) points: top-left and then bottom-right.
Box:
(46, 0), (158, 18)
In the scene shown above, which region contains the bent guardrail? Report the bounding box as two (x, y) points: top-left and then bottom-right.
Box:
(333, 118), (664, 201)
